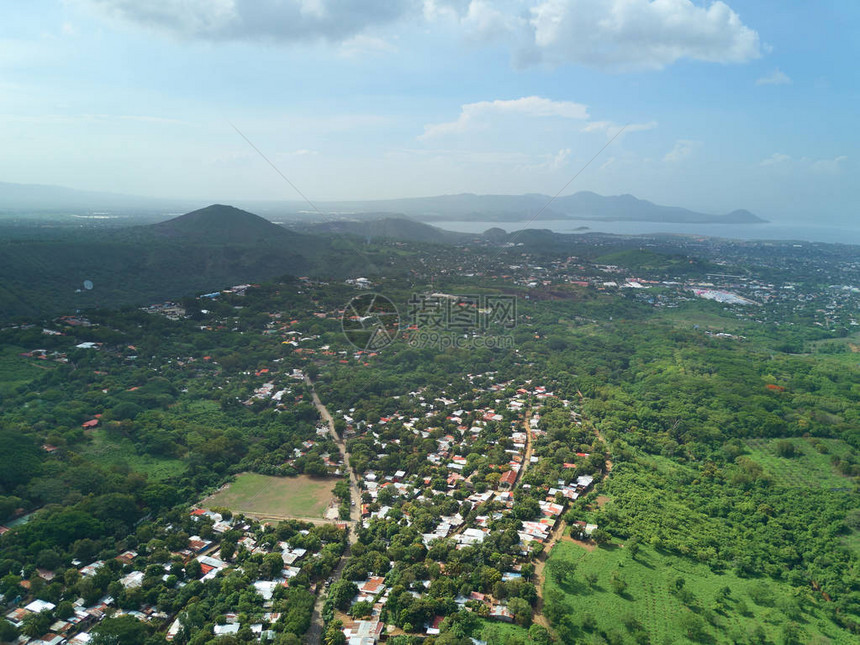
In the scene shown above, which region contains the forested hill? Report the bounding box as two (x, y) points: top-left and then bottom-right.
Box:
(295, 216), (476, 245)
(147, 204), (294, 244)
(0, 205), (381, 321)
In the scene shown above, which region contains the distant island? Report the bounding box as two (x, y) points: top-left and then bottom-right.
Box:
(309, 191), (767, 225)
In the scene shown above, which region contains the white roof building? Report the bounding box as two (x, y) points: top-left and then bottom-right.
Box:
(25, 599), (56, 613)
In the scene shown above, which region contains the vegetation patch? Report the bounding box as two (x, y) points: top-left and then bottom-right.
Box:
(78, 427), (186, 481)
(0, 345), (45, 395)
(475, 618), (548, 644)
(658, 301), (746, 332)
(743, 437), (856, 490)
(203, 472), (335, 519)
(543, 541), (852, 644)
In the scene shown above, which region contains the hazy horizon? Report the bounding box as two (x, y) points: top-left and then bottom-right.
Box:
(0, 1), (856, 227)
(1, 179), (856, 234)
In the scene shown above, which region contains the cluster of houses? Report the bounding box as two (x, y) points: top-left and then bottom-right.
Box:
(1, 508), (338, 644)
(2, 558), (168, 645)
(329, 374), (597, 642)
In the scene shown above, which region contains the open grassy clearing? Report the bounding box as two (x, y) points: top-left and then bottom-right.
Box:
(475, 618), (540, 643)
(0, 345), (45, 395)
(203, 472), (335, 519)
(743, 437), (855, 490)
(173, 398), (230, 424)
(656, 304), (746, 332)
(544, 541), (853, 644)
(80, 427), (186, 481)
(812, 350), (860, 368)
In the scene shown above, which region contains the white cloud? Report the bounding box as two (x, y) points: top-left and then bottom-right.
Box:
(78, 0), (414, 43)
(338, 34), (398, 57)
(520, 147), (571, 172)
(457, 0), (523, 42)
(759, 153), (847, 174)
(547, 147), (570, 171)
(599, 156), (616, 171)
(760, 152), (791, 166)
(811, 155), (848, 174)
(422, 0), (464, 23)
(77, 1), (761, 71)
(582, 120), (657, 138)
(756, 68), (792, 85)
(420, 96), (589, 139)
(664, 139), (700, 162)
(525, 0), (761, 71)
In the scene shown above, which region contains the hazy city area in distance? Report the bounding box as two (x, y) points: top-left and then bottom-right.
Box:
(0, 2), (857, 645)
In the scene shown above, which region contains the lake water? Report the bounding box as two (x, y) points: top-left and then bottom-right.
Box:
(433, 219), (860, 246)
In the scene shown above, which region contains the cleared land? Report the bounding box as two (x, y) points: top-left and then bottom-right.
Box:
(743, 437), (854, 490)
(81, 427), (185, 481)
(204, 472), (335, 520)
(475, 619), (537, 643)
(0, 346), (44, 395)
(543, 541), (853, 644)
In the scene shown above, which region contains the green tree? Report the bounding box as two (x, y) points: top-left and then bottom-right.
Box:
(0, 620), (19, 643)
(609, 570), (627, 596)
(528, 624), (553, 645)
(679, 612), (707, 642)
(507, 597), (532, 627)
(626, 537), (640, 560)
(21, 611), (53, 639)
(91, 615), (148, 645)
(775, 440), (797, 458)
(591, 528), (611, 545)
(328, 579), (358, 610)
(548, 558), (576, 585)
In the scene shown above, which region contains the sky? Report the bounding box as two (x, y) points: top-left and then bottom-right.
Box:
(0, 1), (856, 224)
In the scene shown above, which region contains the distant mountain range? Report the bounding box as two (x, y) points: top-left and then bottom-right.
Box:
(305, 192), (766, 224)
(0, 181), (179, 212)
(0, 180), (765, 225)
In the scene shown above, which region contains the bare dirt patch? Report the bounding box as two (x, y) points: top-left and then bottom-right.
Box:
(202, 472), (335, 520)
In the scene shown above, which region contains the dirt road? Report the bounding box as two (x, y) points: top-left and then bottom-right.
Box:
(305, 377), (361, 645)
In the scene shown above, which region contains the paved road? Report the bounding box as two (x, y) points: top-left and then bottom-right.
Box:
(305, 377), (361, 645)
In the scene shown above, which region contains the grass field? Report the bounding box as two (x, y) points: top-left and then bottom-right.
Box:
(743, 437), (854, 490)
(475, 618), (538, 644)
(203, 472), (335, 519)
(543, 541), (854, 644)
(81, 427), (186, 481)
(0, 345), (45, 395)
(658, 307), (745, 333)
